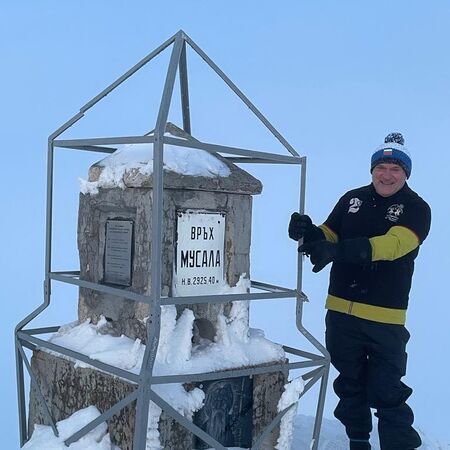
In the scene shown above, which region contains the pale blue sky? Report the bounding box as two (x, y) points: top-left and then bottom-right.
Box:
(2, 1), (450, 448)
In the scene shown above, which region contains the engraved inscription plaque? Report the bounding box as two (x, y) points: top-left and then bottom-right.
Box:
(104, 220), (133, 286)
(175, 211), (226, 296)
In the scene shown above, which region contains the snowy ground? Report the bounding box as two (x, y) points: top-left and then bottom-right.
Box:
(24, 408), (449, 450)
(294, 414), (450, 450)
(23, 406), (119, 450)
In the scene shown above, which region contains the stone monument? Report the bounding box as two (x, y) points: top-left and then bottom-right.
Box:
(28, 125), (288, 449)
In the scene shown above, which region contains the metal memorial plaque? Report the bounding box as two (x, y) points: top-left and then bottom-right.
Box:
(104, 220), (133, 286)
(175, 211), (226, 296)
(193, 376), (253, 449)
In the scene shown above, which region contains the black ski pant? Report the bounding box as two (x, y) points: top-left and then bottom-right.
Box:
(325, 310), (422, 450)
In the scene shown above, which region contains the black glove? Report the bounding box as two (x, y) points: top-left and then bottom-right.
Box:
(299, 237), (372, 273)
(288, 213), (312, 240)
(288, 213), (325, 242)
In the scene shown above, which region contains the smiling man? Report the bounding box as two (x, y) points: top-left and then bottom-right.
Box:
(288, 133), (431, 450)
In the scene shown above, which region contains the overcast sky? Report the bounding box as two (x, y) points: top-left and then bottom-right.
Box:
(2, 1), (450, 448)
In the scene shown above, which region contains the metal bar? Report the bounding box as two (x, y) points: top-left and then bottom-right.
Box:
(161, 290), (296, 306)
(49, 112), (85, 141)
(20, 339), (37, 352)
(15, 339), (28, 446)
(23, 326), (60, 335)
(147, 359), (322, 385)
(164, 135), (301, 164)
(49, 273), (152, 304)
(50, 271), (297, 305)
(179, 40), (191, 134)
(15, 300), (50, 333)
(149, 390), (228, 450)
(300, 366), (323, 382)
(251, 280), (294, 293)
(251, 403), (296, 450)
(300, 368), (325, 398)
(225, 157), (300, 165)
(54, 135), (155, 148)
(19, 136), (57, 336)
(155, 33), (184, 133)
(296, 156), (307, 321)
(297, 324), (329, 364)
(133, 32), (184, 450)
(282, 345), (324, 361)
(294, 156), (330, 368)
(19, 335), (323, 386)
(311, 365), (330, 450)
(57, 145), (117, 154)
(184, 33), (299, 157)
(54, 134), (302, 164)
(64, 390), (138, 446)
(14, 136), (58, 333)
(52, 270), (80, 275)
(17, 332), (140, 384)
(45, 140), (54, 281)
(17, 344), (59, 437)
(80, 33), (177, 113)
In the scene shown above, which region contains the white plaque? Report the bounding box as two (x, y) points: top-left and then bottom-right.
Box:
(175, 211), (225, 296)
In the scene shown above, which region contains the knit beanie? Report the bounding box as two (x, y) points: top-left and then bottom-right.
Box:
(370, 132), (412, 179)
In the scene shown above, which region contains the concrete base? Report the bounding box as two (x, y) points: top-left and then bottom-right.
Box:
(28, 350), (286, 449)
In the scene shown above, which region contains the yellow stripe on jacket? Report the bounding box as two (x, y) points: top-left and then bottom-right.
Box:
(326, 295), (406, 325)
(319, 224), (338, 243)
(369, 225), (419, 261)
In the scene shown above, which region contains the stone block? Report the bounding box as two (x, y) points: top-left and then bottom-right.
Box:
(77, 187), (255, 344)
(28, 350), (286, 449)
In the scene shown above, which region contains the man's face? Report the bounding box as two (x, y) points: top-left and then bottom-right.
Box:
(372, 162), (407, 197)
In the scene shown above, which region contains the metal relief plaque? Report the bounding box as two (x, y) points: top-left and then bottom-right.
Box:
(104, 220), (133, 286)
(193, 376), (253, 449)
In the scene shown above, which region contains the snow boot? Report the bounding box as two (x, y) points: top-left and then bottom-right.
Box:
(349, 439), (371, 450)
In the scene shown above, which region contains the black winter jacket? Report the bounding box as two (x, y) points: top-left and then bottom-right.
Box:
(322, 183), (431, 315)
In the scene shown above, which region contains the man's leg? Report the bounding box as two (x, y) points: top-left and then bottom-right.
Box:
(325, 311), (373, 444)
(365, 322), (421, 450)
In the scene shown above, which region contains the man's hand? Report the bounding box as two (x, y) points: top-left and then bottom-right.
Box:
(288, 213), (313, 241)
(299, 237), (372, 273)
(299, 240), (337, 272)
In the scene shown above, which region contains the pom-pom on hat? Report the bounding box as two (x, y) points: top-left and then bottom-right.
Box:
(370, 132), (412, 179)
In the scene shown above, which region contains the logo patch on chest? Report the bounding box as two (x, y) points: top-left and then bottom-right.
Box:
(348, 197), (362, 213)
(386, 203), (404, 222)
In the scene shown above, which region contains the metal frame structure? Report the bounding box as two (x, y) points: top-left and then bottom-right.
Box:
(15, 30), (330, 450)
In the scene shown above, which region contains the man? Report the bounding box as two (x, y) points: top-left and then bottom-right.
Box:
(288, 133), (431, 450)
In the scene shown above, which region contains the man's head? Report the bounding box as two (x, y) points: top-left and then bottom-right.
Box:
(371, 132), (411, 197)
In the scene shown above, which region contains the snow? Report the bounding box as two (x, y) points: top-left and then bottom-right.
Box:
(24, 408), (448, 450)
(79, 143), (231, 194)
(43, 276), (284, 449)
(23, 406), (119, 450)
(275, 376), (305, 450)
(293, 414), (449, 450)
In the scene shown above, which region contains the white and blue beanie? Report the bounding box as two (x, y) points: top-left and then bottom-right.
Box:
(370, 132), (412, 179)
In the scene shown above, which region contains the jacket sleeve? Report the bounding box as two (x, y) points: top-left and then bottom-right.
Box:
(369, 199), (431, 261)
(319, 194), (348, 243)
